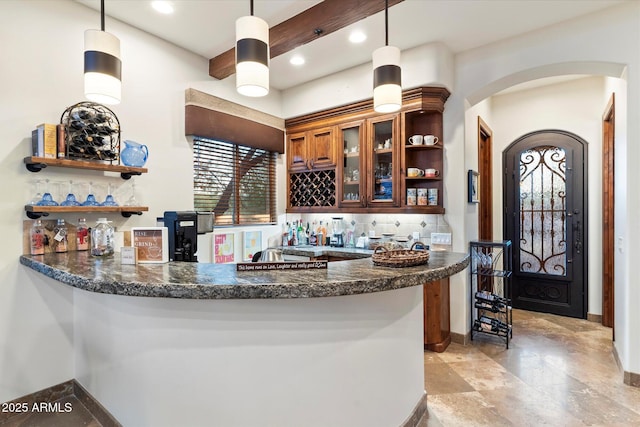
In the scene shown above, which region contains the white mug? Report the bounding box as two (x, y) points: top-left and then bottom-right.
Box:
(424, 168), (440, 177)
(424, 135), (439, 146)
(407, 167), (424, 177)
(408, 135), (423, 145)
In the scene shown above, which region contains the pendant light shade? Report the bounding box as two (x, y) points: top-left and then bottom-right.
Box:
(84, 1), (121, 105)
(236, 6), (269, 97)
(84, 30), (121, 105)
(373, 0), (401, 113)
(373, 45), (401, 113)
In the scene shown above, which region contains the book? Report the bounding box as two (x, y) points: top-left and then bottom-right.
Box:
(56, 124), (65, 158)
(130, 227), (169, 263)
(31, 129), (40, 156)
(36, 123), (57, 159)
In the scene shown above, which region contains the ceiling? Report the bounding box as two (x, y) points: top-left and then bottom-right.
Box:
(76, 0), (627, 91)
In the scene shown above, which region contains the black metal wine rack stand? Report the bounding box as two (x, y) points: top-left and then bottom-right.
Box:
(470, 240), (513, 348)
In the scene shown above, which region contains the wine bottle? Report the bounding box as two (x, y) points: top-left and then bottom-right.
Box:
(69, 120), (85, 130)
(71, 108), (95, 121)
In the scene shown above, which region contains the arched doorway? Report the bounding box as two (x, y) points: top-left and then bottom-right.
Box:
(503, 130), (588, 318)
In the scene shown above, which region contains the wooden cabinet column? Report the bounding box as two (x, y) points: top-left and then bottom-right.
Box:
(423, 277), (451, 352)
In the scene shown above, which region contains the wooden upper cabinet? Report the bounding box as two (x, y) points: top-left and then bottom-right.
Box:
(308, 126), (336, 170)
(285, 86), (450, 213)
(366, 114), (400, 208)
(287, 131), (308, 172)
(286, 127), (336, 172)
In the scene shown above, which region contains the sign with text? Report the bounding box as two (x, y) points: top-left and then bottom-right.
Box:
(214, 233), (235, 264)
(130, 227), (168, 263)
(236, 261), (328, 271)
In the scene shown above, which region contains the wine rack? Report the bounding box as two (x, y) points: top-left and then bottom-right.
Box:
(60, 102), (120, 164)
(289, 170), (336, 207)
(470, 240), (513, 348)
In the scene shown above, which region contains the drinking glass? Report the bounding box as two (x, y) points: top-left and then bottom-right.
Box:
(37, 179), (59, 206)
(81, 181), (101, 206)
(28, 179), (44, 205)
(123, 180), (139, 206)
(60, 180), (81, 206)
(101, 183), (119, 206)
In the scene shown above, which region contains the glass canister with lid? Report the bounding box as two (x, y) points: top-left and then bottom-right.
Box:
(91, 217), (114, 257)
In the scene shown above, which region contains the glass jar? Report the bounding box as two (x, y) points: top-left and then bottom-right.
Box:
(91, 218), (114, 257)
(53, 219), (68, 253)
(30, 219), (45, 255)
(76, 218), (89, 251)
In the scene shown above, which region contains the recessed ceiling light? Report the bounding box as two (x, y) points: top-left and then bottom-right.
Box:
(290, 55), (305, 66)
(151, 1), (174, 14)
(349, 30), (367, 44)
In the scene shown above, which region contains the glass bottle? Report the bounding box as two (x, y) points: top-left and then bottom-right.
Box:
(76, 218), (89, 251)
(91, 218), (114, 257)
(53, 219), (68, 253)
(316, 221), (325, 247)
(320, 221), (327, 246)
(297, 220), (305, 245)
(30, 219), (45, 255)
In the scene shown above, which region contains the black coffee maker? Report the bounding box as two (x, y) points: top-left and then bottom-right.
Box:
(163, 211), (198, 262)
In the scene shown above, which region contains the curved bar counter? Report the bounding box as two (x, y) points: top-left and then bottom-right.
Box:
(20, 251), (469, 427)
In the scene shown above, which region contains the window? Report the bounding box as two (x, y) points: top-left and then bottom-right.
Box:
(193, 137), (276, 226)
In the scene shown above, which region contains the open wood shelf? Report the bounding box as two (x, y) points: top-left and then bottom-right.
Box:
(24, 156), (147, 179)
(25, 205), (149, 219)
(404, 144), (443, 151)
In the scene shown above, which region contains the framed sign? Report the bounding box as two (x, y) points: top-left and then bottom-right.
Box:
(214, 233), (235, 264)
(243, 231), (262, 261)
(131, 227), (169, 263)
(468, 170), (479, 203)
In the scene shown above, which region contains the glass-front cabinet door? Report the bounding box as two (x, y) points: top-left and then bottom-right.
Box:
(337, 121), (364, 207)
(367, 114), (399, 207)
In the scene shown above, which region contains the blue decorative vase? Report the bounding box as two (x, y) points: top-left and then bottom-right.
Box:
(121, 140), (148, 167)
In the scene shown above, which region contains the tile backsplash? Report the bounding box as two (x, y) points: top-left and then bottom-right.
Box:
(281, 213), (451, 246)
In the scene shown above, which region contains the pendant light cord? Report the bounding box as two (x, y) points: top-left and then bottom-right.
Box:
(384, 0), (389, 46)
(100, 0), (105, 31)
(250, 0), (254, 16)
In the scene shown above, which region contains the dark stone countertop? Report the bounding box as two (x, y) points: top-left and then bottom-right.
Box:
(19, 250), (469, 300)
(279, 245), (374, 259)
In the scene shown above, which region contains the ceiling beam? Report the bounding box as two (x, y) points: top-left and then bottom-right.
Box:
(209, 0), (404, 80)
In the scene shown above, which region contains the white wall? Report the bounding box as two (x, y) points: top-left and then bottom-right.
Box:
(0, 0), (285, 402)
(489, 76), (606, 316)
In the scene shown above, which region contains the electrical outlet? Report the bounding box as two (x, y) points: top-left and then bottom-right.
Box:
(431, 232), (452, 245)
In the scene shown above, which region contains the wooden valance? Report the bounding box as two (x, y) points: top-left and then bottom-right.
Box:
(185, 88), (285, 153)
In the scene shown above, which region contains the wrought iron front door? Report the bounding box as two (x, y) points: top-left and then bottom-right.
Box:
(504, 130), (587, 318)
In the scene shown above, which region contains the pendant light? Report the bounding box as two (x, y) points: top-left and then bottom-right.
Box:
(84, 0), (121, 105)
(373, 0), (401, 113)
(236, 0), (270, 97)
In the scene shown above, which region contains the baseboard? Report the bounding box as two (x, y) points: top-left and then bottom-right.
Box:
(587, 312), (602, 323)
(0, 379), (121, 426)
(624, 371), (640, 388)
(399, 391), (428, 427)
(612, 343), (622, 371)
(451, 331), (470, 345)
(612, 342), (640, 388)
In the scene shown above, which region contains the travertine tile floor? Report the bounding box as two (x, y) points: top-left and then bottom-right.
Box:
(418, 309), (640, 426)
